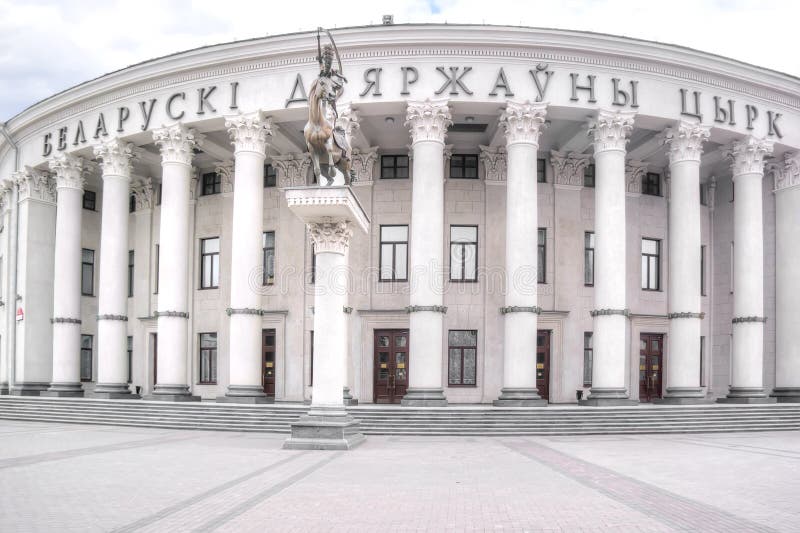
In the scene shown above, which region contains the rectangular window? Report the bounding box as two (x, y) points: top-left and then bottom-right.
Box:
(199, 332), (217, 384)
(155, 184), (162, 206)
(450, 225), (478, 282)
(309, 244), (316, 285)
(449, 154), (479, 179)
(379, 225), (408, 281)
(200, 237), (220, 289)
(201, 172), (221, 196)
(381, 155), (409, 179)
(701, 245), (706, 296)
(264, 163), (277, 188)
(641, 238), (661, 291)
(642, 172), (661, 196)
(448, 330), (477, 386)
(537, 158), (546, 183)
(700, 336), (706, 387)
(81, 248), (94, 296)
(127, 336), (133, 384)
(82, 190), (96, 211)
(154, 244), (159, 294)
(128, 250), (134, 298)
(80, 335), (93, 382)
(584, 232), (595, 286)
(583, 332), (593, 386)
(583, 164), (595, 188)
(129, 194), (136, 213)
(538, 228), (546, 284)
(263, 231), (275, 285)
(700, 183), (708, 206)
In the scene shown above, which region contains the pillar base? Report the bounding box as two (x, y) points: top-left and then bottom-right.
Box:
(770, 387), (800, 403)
(343, 387), (358, 406)
(493, 388), (547, 407)
(10, 382), (49, 396)
(93, 383), (139, 399)
(216, 385), (273, 404)
(143, 384), (200, 402)
(41, 382), (85, 397)
(0, 383), (8, 395)
(283, 409), (365, 450)
(716, 387), (776, 404)
(579, 387), (637, 406)
(654, 387), (707, 404)
(401, 388), (447, 407)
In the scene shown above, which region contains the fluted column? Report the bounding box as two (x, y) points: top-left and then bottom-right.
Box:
(219, 112), (273, 403)
(719, 136), (775, 403)
(494, 101), (548, 407)
(146, 124), (202, 401)
(44, 155), (85, 397)
(661, 121), (710, 403)
(772, 153), (800, 402)
(94, 139), (139, 398)
(401, 98), (452, 407)
(581, 110), (637, 406)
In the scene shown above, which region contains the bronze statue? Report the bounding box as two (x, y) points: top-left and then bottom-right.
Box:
(304, 28), (354, 186)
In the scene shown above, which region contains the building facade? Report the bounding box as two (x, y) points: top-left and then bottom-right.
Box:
(0, 24), (798, 406)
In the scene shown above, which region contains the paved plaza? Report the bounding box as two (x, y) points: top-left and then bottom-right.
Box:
(0, 421), (798, 532)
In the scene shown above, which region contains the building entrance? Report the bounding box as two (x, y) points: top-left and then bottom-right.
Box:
(262, 329), (276, 397)
(373, 330), (409, 404)
(536, 330), (551, 401)
(639, 333), (663, 402)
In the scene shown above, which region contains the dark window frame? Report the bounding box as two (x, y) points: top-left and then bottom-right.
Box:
(81, 248), (95, 296)
(449, 154), (479, 179)
(379, 225), (409, 282)
(700, 336), (706, 387)
(80, 334), (93, 382)
(584, 231), (595, 286)
(129, 194), (136, 213)
(642, 172), (661, 196)
(201, 171), (221, 196)
(264, 163), (277, 188)
(198, 332), (218, 385)
(447, 330), (478, 387)
(537, 158), (546, 183)
(128, 250), (134, 298)
(701, 244), (707, 296)
(263, 231), (275, 285)
(449, 225), (478, 283)
(200, 237), (220, 289)
(82, 190), (96, 211)
(381, 155), (410, 179)
(583, 332), (593, 386)
(127, 336), (133, 384)
(583, 164), (595, 188)
(538, 228), (546, 284)
(641, 238), (661, 291)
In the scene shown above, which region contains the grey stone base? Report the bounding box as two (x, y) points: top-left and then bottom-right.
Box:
(40, 382), (84, 397)
(717, 387), (776, 404)
(655, 387), (707, 404)
(216, 385), (272, 404)
(343, 398), (359, 406)
(10, 382), (49, 396)
(143, 384), (200, 402)
(0, 382), (8, 395)
(283, 411), (365, 450)
(343, 387), (358, 406)
(771, 388), (800, 403)
(716, 396), (777, 404)
(401, 388), (448, 407)
(94, 383), (139, 399)
(578, 387), (636, 406)
(494, 388), (547, 407)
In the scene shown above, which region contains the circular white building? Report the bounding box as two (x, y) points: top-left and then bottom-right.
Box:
(0, 23), (798, 407)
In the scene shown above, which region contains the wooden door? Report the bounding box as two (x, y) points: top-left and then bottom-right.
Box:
(536, 330), (551, 401)
(262, 329), (276, 397)
(373, 330), (409, 404)
(151, 332), (158, 386)
(639, 333), (663, 402)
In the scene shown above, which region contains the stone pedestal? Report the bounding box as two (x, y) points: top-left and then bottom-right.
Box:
(282, 186), (368, 450)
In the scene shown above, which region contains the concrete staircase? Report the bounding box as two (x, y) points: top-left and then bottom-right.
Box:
(1, 396), (799, 436)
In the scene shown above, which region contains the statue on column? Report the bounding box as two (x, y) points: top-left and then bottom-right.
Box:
(304, 28), (354, 186)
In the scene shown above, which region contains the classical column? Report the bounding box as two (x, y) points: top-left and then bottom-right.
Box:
(93, 139), (139, 399)
(401, 98), (452, 407)
(581, 109), (637, 406)
(43, 155), (85, 397)
(494, 101), (548, 406)
(218, 112), (273, 403)
(719, 136), (775, 403)
(0, 182), (13, 394)
(660, 121), (710, 403)
(772, 153), (800, 402)
(146, 124), (202, 401)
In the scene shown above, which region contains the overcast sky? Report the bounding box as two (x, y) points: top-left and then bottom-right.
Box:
(1, 0), (797, 122)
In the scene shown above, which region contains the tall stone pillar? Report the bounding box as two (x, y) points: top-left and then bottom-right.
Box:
(772, 153), (800, 402)
(146, 124), (202, 401)
(401, 98), (452, 407)
(218, 111), (273, 403)
(719, 136), (775, 403)
(581, 109), (637, 406)
(94, 139), (139, 399)
(660, 121), (710, 404)
(43, 155), (85, 397)
(494, 101), (548, 406)
(0, 182), (10, 395)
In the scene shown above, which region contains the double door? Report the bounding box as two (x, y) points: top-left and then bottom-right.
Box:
(373, 330), (409, 404)
(639, 333), (663, 402)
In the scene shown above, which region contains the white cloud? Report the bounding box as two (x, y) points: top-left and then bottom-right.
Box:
(1, 0), (797, 121)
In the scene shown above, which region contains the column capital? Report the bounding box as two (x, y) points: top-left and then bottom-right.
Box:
(49, 153), (86, 191)
(273, 153), (311, 188)
(770, 152), (800, 192)
(499, 100), (547, 146)
(308, 221), (353, 255)
(225, 111), (272, 155)
(728, 136), (774, 177)
(350, 147), (378, 183)
(664, 120), (710, 164)
(550, 150), (591, 187)
(589, 109), (636, 153)
(94, 138), (138, 178)
(131, 176), (155, 211)
(405, 98), (452, 145)
(13, 166), (57, 203)
(215, 160), (235, 194)
(625, 160), (648, 195)
(479, 145), (507, 182)
(152, 124), (203, 166)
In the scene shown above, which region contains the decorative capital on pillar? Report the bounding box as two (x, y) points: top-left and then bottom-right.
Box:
(550, 150), (591, 187)
(131, 176), (155, 211)
(14, 166), (57, 203)
(273, 153), (312, 188)
(770, 152), (800, 192)
(216, 161), (235, 194)
(625, 160), (648, 195)
(224, 111), (272, 155)
(479, 145), (507, 182)
(94, 137), (138, 179)
(405, 98), (452, 145)
(350, 147), (378, 183)
(664, 120), (710, 164)
(727, 136), (774, 177)
(152, 124), (203, 166)
(499, 100), (548, 146)
(307, 221), (353, 255)
(338, 103), (360, 139)
(49, 153), (86, 191)
(589, 109), (636, 153)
